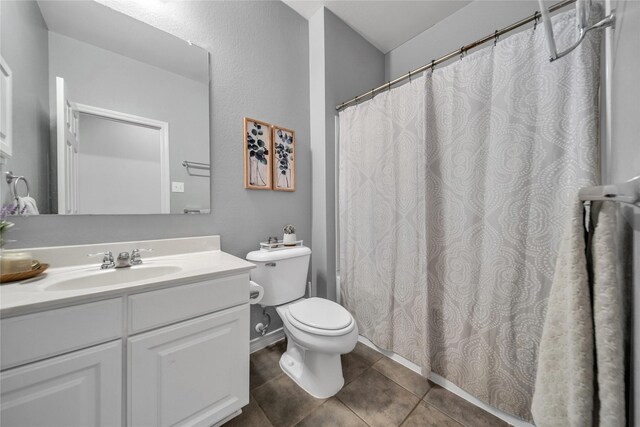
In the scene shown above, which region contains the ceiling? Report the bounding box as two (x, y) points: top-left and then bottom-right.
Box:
(37, 0), (209, 84)
(283, 0), (472, 53)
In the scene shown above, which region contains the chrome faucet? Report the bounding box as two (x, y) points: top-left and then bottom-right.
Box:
(116, 252), (131, 268)
(88, 248), (151, 269)
(114, 248), (152, 268)
(131, 248), (151, 265)
(88, 251), (115, 269)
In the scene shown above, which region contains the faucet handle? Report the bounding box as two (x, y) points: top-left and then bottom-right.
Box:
(131, 248), (152, 265)
(88, 251), (115, 269)
(88, 250), (113, 261)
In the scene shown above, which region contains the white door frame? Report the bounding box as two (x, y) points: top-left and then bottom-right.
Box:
(0, 55), (13, 158)
(75, 103), (170, 214)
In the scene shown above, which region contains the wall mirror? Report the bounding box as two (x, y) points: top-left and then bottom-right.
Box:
(0, 0), (211, 215)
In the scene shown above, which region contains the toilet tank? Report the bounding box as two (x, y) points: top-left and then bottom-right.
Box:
(246, 246), (311, 306)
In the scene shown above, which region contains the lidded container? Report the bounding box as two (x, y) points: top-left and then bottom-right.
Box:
(246, 246), (311, 306)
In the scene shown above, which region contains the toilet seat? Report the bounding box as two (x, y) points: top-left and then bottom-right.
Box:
(285, 298), (355, 337)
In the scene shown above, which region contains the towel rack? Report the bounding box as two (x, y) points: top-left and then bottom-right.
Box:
(579, 175), (640, 207)
(182, 160), (210, 171)
(183, 208), (211, 214)
(4, 171), (30, 200)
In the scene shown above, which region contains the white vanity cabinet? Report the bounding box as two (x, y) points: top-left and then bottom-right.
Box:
(0, 341), (122, 427)
(129, 304), (249, 427)
(0, 298), (124, 427)
(0, 271), (250, 427)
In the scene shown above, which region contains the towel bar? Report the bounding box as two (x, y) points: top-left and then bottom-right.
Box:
(579, 176), (640, 207)
(181, 160), (210, 171)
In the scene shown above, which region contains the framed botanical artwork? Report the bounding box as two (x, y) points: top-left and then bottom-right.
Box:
(244, 117), (272, 190)
(272, 125), (295, 192)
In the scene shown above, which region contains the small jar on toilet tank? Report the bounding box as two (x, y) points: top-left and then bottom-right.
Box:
(283, 224), (296, 246)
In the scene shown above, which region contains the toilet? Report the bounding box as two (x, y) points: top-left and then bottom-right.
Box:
(246, 246), (358, 398)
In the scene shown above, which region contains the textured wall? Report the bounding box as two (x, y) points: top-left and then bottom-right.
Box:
(6, 0), (311, 339)
(0, 1), (50, 213)
(385, 1), (540, 81)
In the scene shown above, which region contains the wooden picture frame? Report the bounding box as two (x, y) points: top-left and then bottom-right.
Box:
(271, 125), (295, 192)
(244, 117), (272, 190)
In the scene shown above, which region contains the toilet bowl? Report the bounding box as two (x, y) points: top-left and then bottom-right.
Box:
(276, 298), (358, 398)
(246, 246), (358, 398)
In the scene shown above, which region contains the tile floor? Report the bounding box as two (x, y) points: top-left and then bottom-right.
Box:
(223, 339), (509, 427)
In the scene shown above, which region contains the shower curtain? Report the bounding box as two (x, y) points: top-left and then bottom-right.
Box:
(338, 10), (600, 421)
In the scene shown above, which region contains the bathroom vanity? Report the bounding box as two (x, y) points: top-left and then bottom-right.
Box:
(0, 236), (254, 427)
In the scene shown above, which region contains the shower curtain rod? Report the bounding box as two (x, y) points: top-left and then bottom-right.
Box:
(335, 0), (576, 111)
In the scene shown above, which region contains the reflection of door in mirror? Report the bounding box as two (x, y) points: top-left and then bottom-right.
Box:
(56, 77), (79, 214)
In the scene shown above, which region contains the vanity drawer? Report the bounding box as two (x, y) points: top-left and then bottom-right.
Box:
(0, 298), (123, 370)
(128, 273), (249, 334)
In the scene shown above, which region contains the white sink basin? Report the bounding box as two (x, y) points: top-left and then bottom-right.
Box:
(46, 265), (182, 291)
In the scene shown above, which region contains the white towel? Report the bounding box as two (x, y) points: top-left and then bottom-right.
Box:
(592, 201), (624, 427)
(532, 199), (594, 427)
(16, 196), (39, 215)
(532, 200), (625, 427)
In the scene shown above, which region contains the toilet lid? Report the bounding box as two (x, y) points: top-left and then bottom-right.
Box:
(288, 297), (353, 330)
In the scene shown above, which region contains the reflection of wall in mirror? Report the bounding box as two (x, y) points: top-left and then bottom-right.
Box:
(0, 0), (211, 215)
(48, 32), (209, 214)
(0, 1), (50, 213)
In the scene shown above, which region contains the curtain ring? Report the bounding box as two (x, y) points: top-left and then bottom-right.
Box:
(533, 11), (540, 30)
(494, 30), (499, 46)
(408, 70), (412, 83)
(431, 59), (436, 73)
(460, 46), (465, 60)
(370, 88), (375, 99)
(387, 81), (392, 91)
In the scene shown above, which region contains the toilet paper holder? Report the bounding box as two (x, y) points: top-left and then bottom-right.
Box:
(249, 280), (264, 305)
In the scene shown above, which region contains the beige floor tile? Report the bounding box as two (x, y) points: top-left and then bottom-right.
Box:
(372, 357), (432, 397)
(341, 352), (371, 385)
(250, 341), (287, 390)
(295, 397), (368, 427)
(401, 401), (462, 427)
(223, 396), (273, 427)
(424, 385), (508, 427)
(253, 373), (326, 427)
(337, 368), (419, 427)
(351, 342), (384, 366)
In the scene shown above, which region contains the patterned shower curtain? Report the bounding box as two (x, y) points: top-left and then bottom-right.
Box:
(338, 10), (600, 421)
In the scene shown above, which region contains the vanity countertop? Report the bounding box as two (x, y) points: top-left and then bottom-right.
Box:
(0, 237), (255, 318)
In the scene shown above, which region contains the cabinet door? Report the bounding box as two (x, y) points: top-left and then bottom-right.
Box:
(128, 304), (249, 427)
(0, 341), (122, 427)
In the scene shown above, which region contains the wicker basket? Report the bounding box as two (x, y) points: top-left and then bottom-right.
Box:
(1, 263), (49, 284)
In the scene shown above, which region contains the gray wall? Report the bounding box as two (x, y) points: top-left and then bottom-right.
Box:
(48, 31), (210, 214)
(607, 0), (640, 423)
(385, 1), (540, 81)
(309, 7), (385, 300)
(0, 1), (50, 213)
(6, 1), (311, 340)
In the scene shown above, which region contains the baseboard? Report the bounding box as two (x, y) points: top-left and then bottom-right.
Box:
(250, 328), (285, 353)
(212, 409), (242, 427)
(357, 336), (534, 427)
